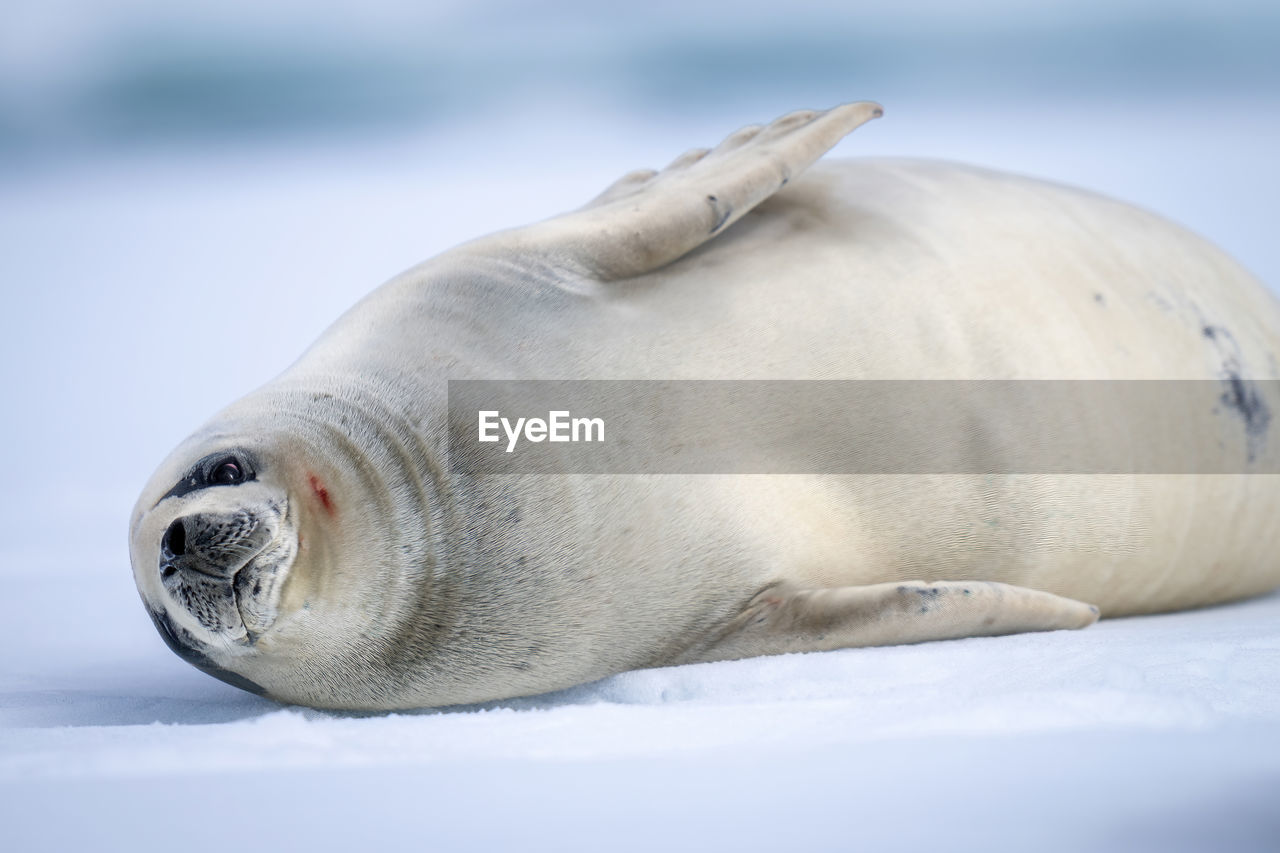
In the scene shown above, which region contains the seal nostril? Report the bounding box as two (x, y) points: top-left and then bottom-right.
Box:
(160, 564), (177, 580)
(164, 519), (187, 557)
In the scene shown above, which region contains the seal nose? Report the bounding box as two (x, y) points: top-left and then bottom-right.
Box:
(157, 510), (266, 582)
(163, 518), (187, 557)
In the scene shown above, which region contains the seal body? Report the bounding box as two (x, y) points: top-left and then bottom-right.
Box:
(130, 103), (1280, 710)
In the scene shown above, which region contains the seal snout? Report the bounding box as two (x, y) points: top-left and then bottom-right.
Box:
(153, 499), (296, 643)
(158, 509), (267, 581)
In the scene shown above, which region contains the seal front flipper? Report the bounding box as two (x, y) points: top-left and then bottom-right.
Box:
(673, 581), (1100, 665)
(516, 101), (883, 281)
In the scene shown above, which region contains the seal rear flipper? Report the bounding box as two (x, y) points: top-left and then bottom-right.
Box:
(515, 101), (883, 281)
(673, 580), (1100, 665)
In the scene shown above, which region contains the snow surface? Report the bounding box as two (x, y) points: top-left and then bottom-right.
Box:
(2, 97), (1280, 851)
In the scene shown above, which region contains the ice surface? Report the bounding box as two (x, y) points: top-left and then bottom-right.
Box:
(2, 98), (1279, 851)
(3, 576), (1279, 851)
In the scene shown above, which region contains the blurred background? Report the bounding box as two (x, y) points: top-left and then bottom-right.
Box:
(3, 0), (1279, 157)
(2, 0), (1278, 659)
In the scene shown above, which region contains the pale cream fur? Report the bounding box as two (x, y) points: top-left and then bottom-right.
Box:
(130, 103), (1280, 710)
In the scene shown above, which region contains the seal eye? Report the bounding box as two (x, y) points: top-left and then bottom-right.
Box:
(210, 459), (244, 485)
(156, 450), (258, 504)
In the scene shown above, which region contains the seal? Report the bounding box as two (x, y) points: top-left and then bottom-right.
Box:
(130, 102), (1280, 710)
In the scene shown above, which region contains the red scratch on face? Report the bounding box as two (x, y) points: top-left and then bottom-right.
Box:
(308, 474), (335, 516)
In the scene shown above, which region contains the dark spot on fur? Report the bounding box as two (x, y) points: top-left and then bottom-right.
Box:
(1094, 292), (1105, 305)
(1202, 322), (1272, 462)
(1220, 369), (1272, 458)
(707, 194), (732, 233)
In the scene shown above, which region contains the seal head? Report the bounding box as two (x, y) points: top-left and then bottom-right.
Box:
(130, 428), (301, 693)
(129, 379), (459, 709)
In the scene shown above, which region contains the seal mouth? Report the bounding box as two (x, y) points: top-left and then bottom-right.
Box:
(230, 500), (298, 644)
(231, 550), (287, 643)
(231, 551), (266, 614)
